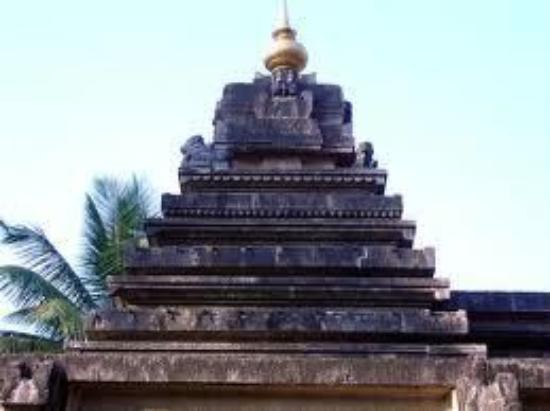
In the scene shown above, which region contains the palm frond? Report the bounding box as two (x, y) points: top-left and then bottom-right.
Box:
(0, 221), (96, 310)
(3, 298), (84, 341)
(81, 176), (157, 290)
(34, 298), (84, 339)
(88, 176), (156, 234)
(0, 265), (77, 310)
(0, 266), (84, 339)
(0, 176), (158, 343)
(81, 195), (110, 301)
(3, 307), (60, 340)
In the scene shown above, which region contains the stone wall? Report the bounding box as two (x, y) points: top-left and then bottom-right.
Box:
(2, 353), (550, 410)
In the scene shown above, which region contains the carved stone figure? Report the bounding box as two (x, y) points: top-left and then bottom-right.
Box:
(357, 142), (378, 169)
(254, 87), (313, 120)
(8, 363), (40, 404)
(180, 135), (212, 169)
(271, 68), (299, 97)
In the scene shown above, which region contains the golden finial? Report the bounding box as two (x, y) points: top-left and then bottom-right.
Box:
(264, 0), (308, 73)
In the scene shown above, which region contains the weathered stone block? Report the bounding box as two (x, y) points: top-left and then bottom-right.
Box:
(161, 192), (403, 219)
(179, 169), (388, 193)
(124, 245), (434, 276)
(109, 275), (450, 307)
(85, 307), (468, 341)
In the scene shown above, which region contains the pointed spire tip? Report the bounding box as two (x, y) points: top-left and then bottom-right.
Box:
(278, 0), (291, 29)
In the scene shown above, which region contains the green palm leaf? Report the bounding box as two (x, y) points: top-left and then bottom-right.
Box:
(0, 175), (158, 350)
(0, 266), (84, 339)
(81, 176), (156, 296)
(3, 300), (84, 341)
(31, 298), (83, 339)
(0, 221), (96, 310)
(81, 194), (110, 300)
(0, 265), (75, 309)
(3, 307), (61, 340)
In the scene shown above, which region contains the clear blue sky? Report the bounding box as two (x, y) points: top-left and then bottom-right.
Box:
(0, 0), (549, 317)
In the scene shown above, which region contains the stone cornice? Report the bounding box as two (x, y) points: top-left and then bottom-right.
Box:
(179, 170), (387, 193)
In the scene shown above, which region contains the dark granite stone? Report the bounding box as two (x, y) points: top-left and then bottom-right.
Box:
(213, 76), (354, 162)
(179, 169), (388, 194)
(145, 218), (417, 247)
(445, 291), (550, 312)
(161, 192), (403, 219)
(439, 292), (550, 356)
(123, 245), (434, 277)
(3, 29), (550, 411)
(1, 351), (487, 388)
(8, 353), (550, 410)
(180, 135), (213, 171)
(85, 307), (468, 341)
(109, 275), (450, 307)
(54, 66), (550, 408)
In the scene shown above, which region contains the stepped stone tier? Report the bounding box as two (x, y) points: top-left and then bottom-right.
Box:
(1, 4), (550, 411)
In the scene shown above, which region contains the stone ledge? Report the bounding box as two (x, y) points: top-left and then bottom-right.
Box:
(112, 275), (448, 287)
(6, 354), (546, 410)
(124, 245), (432, 276)
(439, 291), (550, 355)
(445, 291), (550, 312)
(146, 218), (417, 247)
(85, 307), (468, 340)
(109, 275), (450, 307)
(0, 352), (486, 403)
(67, 341), (486, 357)
(61, 352), (485, 386)
(179, 169), (387, 194)
(162, 192), (402, 220)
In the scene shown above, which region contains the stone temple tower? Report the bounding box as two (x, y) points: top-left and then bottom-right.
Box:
(1, 2), (549, 410)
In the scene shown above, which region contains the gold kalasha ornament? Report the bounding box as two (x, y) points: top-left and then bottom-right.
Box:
(264, 0), (308, 73)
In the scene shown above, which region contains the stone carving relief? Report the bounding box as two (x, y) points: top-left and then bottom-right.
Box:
(252, 69), (314, 120)
(271, 68), (299, 97)
(7, 363), (39, 405)
(180, 135), (212, 170)
(356, 142), (379, 169)
(0, 361), (68, 411)
(456, 373), (521, 411)
(254, 89), (313, 120)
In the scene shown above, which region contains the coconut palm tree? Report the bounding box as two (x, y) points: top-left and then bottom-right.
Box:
(0, 176), (157, 351)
